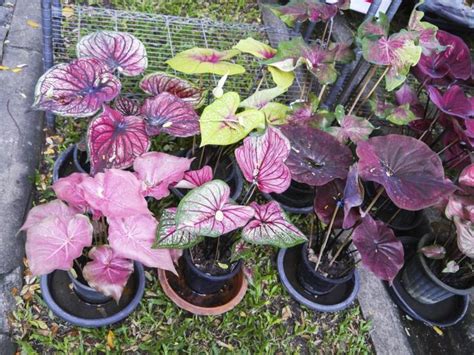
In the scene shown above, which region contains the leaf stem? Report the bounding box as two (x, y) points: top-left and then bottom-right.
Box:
(314, 206), (339, 272)
(308, 213), (315, 250)
(348, 65), (378, 115)
(213, 146), (224, 175)
(355, 66), (390, 115)
(329, 230), (354, 267)
(255, 68), (266, 93)
(362, 187), (384, 217)
(198, 146), (206, 168)
(437, 138), (459, 156)
(242, 184), (257, 205)
(318, 84), (327, 101)
(419, 111), (440, 141)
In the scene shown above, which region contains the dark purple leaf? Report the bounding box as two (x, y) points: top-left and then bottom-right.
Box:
(141, 93), (200, 137)
(139, 72), (205, 108)
(343, 164), (364, 229)
(242, 201), (306, 248)
(353, 215), (404, 282)
(427, 85), (473, 119)
(356, 134), (456, 211)
(235, 127), (291, 194)
(313, 179), (345, 228)
(436, 30), (472, 80)
(33, 58), (121, 117)
(87, 106), (150, 175)
(113, 96), (140, 116)
(283, 125), (352, 186)
(395, 84), (424, 118)
(77, 31), (147, 76)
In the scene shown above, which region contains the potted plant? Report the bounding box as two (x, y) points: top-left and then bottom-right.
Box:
(154, 127), (307, 315)
(20, 169), (176, 327)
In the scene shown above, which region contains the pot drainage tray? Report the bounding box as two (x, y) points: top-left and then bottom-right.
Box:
(385, 237), (469, 327)
(277, 245), (360, 313)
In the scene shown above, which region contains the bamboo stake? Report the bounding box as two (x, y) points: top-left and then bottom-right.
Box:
(348, 66), (378, 115)
(314, 206), (339, 271)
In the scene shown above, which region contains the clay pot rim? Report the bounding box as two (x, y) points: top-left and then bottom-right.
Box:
(158, 268), (248, 316)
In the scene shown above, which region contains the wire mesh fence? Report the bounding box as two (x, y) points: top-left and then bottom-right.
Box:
(50, 4), (314, 102)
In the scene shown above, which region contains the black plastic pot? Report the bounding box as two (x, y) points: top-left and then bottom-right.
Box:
(182, 249), (242, 295)
(277, 243), (360, 312)
(171, 148), (243, 201)
(53, 144), (89, 182)
(40, 262), (145, 327)
(402, 234), (474, 304)
(263, 180), (314, 214)
(297, 243), (354, 295)
(385, 236), (469, 327)
(67, 271), (112, 304)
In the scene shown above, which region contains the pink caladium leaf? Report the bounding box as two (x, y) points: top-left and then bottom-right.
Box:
(282, 125), (352, 186)
(445, 193), (474, 222)
(242, 201), (306, 248)
(459, 163), (474, 188)
(141, 93), (200, 137)
(307, 2), (338, 22)
(154, 208), (202, 249)
(25, 214), (93, 275)
(133, 152), (193, 200)
(77, 31), (147, 76)
(20, 199), (77, 231)
(80, 169), (150, 218)
(82, 245), (134, 302)
(113, 96), (141, 116)
(356, 135), (456, 211)
(454, 217), (474, 258)
(235, 127), (291, 194)
(407, 2), (442, 56)
(108, 214), (176, 273)
(174, 166), (213, 189)
(353, 215), (404, 282)
(175, 180), (255, 238)
(327, 114), (374, 144)
(33, 58), (121, 117)
(52, 173), (90, 212)
(139, 72), (205, 108)
(419, 245), (446, 260)
(427, 85), (473, 119)
(343, 164), (364, 229)
(87, 106), (150, 175)
(328, 41), (355, 64)
(313, 179), (345, 228)
(300, 44), (337, 84)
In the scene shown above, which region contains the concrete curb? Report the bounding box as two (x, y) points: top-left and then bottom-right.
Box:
(0, 0), (44, 352)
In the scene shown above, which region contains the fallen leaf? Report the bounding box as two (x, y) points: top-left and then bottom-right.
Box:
(216, 340), (234, 350)
(11, 68), (22, 73)
(26, 20), (40, 29)
(281, 305), (292, 321)
(107, 330), (115, 349)
(433, 326), (444, 336)
(0, 66), (10, 70)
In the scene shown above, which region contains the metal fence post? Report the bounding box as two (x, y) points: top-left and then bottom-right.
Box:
(41, 0), (55, 129)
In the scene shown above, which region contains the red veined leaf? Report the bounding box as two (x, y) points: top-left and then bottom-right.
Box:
(113, 96), (141, 116)
(174, 166), (213, 189)
(154, 208), (202, 249)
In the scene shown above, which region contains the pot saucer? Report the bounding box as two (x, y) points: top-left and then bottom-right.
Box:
(385, 237), (469, 327)
(277, 245), (360, 312)
(158, 260), (248, 316)
(40, 262), (145, 327)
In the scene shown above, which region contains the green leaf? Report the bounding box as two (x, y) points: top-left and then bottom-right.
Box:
(264, 37), (306, 72)
(200, 92), (265, 146)
(385, 104), (417, 125)
(261, 102), (289, 126)
(240, 87), (286, 109)
(268, 66), (295, 89)
(233, 37), (276, 59)
(166, 48), (245, 75)
(153, 208), (202, 249)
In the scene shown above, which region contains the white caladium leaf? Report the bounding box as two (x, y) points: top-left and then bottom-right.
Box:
(242, 202), (306, 248)
(419, 245), (446, 260)
(25, 214), (93, 275)
(442, 260), (460, 273)
(175, 180), (255, 238)
(235, 127), (291, 194)
(454, 217), (474, 258)
(154, 208), (203, 249)
(83, 245), (134, 302)
(77, 31), (148, 76)
(108, 214), (176, 274)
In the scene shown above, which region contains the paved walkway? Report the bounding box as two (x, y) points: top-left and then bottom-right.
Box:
(0, 0), (43, 352)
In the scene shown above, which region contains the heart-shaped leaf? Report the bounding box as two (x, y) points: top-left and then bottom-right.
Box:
(283, 125), (352, 186)
(87, 106), (150, 175)
(233, 37), (276, 59)
(33, 58), (121, 117)
(174, 166), (213, 189)
(326, 114), (374, 144)
(300, 44), (338, 84)
(154, 208), (202, 249)
(395, 83), (424, 118)
(141, 93), (200, 137)
(343, 164), (364, 229)
(83, 245), (134, 302)
(261, 102), (289, 126)
(353, 215), (404, 282)
(53, 173), (90, 213)
(80, 169), (150, 218)
(356, 134), (456, 210)
(407, 1), (442, 55)
(454, 217), (474, 258)
(139, 72), (205, 108)
(459, 163), (474, 187)
(427, 85), (473, 119)
(242, 201), (306, 248)
(264, 37), (306, 72)
(436, 30), (471, 80)
(113, 96), (141, 116)
(175, 180), (255, 238)
(385, 104), (417, 125)
(269, 1), (308, 26)
(419, 245), (446, 260)
(20, 199), (77, 231)
(200, 92), (265, 146)
(133, 152), (193, 200)
(240, 87), (286, 110)
(166, 48), (245, 75)
(235, 127), (291, 194)
(268, 66), (295, 89)
(25, 214), (93, 275)
(108, 214), (176, 273)
(357, 13), (389, 41)
(445, 192), (474, 222)
(307, 1), (338, 22)
(77, 31), (147, 76)
(313, 179), (345, 228)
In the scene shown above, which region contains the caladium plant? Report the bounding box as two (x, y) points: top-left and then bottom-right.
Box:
(427, 85), (473, 120)
(113, 96), (141, 116)
(326, 105), (374, 144)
